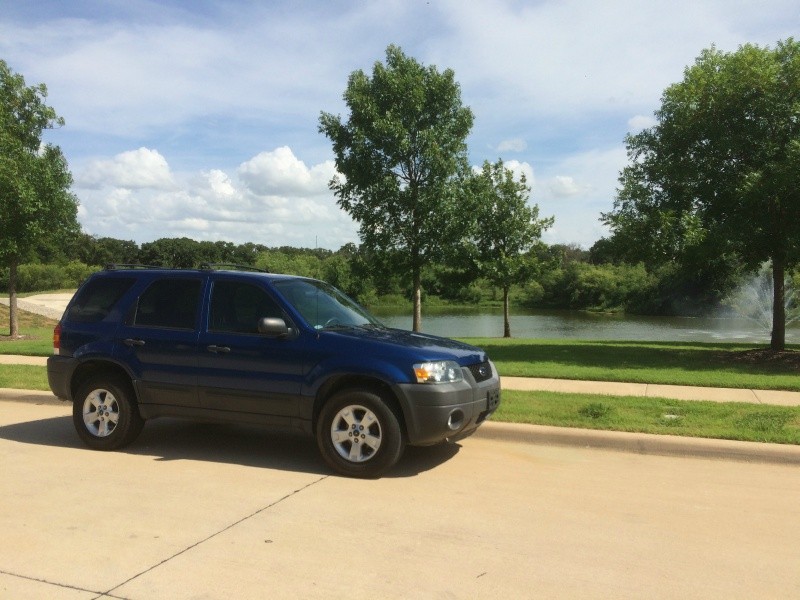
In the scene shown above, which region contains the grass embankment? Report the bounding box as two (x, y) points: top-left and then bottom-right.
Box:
(497, 390), (800, 444)
(2, 305), (799, 444)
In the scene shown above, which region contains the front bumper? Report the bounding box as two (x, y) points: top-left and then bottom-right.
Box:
(394, 361), (501, 446)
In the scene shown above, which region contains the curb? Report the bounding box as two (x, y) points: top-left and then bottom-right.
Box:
(0, 387), (65, 406)
(476, 421), (800, 466)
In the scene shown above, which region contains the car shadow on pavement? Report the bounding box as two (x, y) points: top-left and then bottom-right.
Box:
(0, 415), (462, 478)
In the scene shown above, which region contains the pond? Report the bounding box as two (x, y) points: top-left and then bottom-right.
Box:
(371, 306), (800, 344)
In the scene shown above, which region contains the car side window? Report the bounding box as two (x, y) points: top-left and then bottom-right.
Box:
(68, 277), (136, 323)
(209, 281), (283, 334)
(133, 278), (202, 330)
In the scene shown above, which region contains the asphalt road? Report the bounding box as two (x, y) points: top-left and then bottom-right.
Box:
(1, 398), (799, 600)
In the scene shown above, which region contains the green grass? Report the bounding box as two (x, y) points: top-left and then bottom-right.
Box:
(0, 303), (57, 355)
(497, 390), (800, 444)
(0, 364), (50, 391)
(461, 338), (800, 391)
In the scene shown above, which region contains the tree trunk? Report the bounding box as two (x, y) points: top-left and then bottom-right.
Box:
(771, 259), (786, 351)
(412, 266), (422, 332)
(9, 258), (19, 338)
(503, 286), (511, 338)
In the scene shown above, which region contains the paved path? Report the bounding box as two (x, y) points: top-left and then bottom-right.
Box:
(0, 292), (71, 320)
(503, 375), (800, 406)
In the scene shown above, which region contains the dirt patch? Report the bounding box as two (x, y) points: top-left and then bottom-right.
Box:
(727, 349), (800, 370)
(0, 335), (38, 342)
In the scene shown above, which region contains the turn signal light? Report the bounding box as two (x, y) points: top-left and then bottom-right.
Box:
(53, 323), (61, 355)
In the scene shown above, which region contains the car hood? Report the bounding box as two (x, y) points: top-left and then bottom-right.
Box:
(324, 326), (487, 365)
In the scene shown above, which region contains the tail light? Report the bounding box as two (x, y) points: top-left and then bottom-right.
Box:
(53, 323), (61, 355)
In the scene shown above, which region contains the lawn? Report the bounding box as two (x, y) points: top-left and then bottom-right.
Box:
(0, 302), (57, 354)
(497, 390), (800, 445)
(461, 338), (800, 391)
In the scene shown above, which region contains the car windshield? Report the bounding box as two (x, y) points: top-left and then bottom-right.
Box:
(273, 279), (384, 330)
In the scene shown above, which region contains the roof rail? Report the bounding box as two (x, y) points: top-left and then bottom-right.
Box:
(198, 263), (268, 273)
(104, 263), (164, 270)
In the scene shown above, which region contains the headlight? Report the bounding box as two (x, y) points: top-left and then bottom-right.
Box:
(413, 360), (463, 384)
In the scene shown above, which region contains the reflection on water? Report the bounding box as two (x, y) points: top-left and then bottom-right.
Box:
(370, 306), (800, 343)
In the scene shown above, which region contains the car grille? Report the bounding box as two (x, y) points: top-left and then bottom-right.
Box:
(468, 361), (493, 383)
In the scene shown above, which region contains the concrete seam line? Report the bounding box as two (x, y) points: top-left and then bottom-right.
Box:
(101, 475), (329, 597)
(0, 569), (119, 600)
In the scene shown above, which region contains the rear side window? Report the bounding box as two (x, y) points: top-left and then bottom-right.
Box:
(67, 277), (136, 323)
(134, 278), (202, 330)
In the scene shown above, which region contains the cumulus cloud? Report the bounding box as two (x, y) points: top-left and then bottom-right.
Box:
(238, 146), (334, 196)
(503, 160), (535, 186)
(75, 146), (357, 249)
(548, 175), (585, 197)
(76, 148), (175, 190)
(497, 138), (527, 153)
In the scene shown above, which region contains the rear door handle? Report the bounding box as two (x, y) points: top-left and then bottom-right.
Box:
(207, 345), (231, 353)
(123, 338), (145, 347)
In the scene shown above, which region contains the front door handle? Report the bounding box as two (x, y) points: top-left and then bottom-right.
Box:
(123, 338), (145, 347)
(207, 345), (231, 353)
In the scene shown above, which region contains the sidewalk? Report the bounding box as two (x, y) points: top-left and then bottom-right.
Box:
(502, 376), (800, 406)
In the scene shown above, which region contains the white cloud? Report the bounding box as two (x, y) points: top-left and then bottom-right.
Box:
(238, 146), (333, 196)
(628, 114), (658, 131)
(75, 146), (357, 249)
(503, 160), (535, 186)
(77, 148), (175, 190)
(548, 176), (585, 197)
(497, 138), (527, 153)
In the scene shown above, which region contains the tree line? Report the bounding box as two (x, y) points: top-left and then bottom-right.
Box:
(9, 232), (795, 317)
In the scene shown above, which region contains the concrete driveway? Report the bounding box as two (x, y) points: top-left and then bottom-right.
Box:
(1, 397), (799, 599)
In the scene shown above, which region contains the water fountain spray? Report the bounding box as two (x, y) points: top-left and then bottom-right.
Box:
(727, 262), (800, 337)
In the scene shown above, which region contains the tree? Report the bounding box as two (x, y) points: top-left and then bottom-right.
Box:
(470, 160), (552, 337)
(603, 39), (800, 350)
(319, 45), (474, 331)
(1, 60), (79, 337)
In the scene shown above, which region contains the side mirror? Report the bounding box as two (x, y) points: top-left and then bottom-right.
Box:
(258, 317), (290, 338)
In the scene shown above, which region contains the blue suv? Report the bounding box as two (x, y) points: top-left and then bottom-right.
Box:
(48, 265), (501, 477)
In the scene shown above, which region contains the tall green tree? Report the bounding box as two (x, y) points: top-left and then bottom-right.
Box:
(603, 39), (800, 350)
(319, 45), (474, 331)
(470, 160), (552, 337)
(1, 60), (79, 337)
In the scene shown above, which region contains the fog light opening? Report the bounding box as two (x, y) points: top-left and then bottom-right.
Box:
(447, 409), (464, 431)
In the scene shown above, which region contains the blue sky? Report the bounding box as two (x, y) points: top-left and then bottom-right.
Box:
(2, 0), (797, 250)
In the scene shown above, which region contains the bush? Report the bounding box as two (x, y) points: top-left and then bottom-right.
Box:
(2, 261), (99, 293)
(532, 262), (653, 311)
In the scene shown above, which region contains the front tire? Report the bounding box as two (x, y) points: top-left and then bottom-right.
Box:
(316, 389), (405, 478)
(73, 376), (144, 450)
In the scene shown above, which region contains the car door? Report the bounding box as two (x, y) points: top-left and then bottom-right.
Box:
(196, 278), (306, 423)
(113, 275), (204, 409)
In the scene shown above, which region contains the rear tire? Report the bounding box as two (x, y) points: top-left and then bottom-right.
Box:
(316, 388), (405, 478)
(73, 375), (144, 450)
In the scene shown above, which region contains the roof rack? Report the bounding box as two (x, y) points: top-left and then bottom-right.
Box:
(105, 263), (164, 270)
(198, 263), (268, 273)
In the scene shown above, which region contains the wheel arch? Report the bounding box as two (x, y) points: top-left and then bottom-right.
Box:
(313, 374), (408, 439)
(70, 360), (137, 404)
